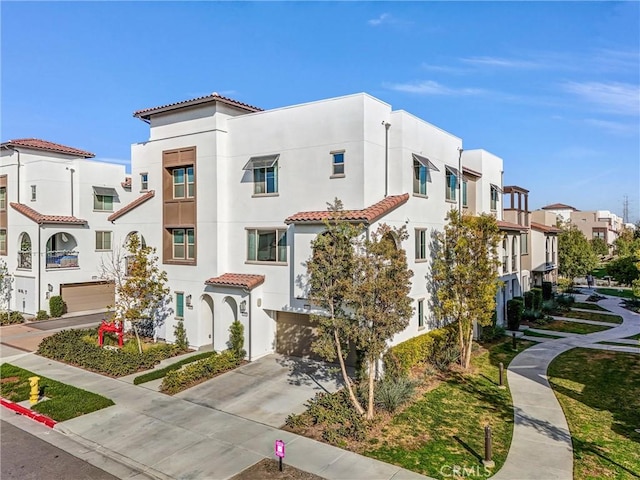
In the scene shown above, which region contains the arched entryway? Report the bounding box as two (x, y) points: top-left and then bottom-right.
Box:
(200, 294), (214, 348)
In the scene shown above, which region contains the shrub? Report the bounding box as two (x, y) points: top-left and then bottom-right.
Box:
(160, 350), (240, 394)
(557, 277), (572, 293)
(507, 298), (524, 331)
(133, 351), (217, 385)
(35, 310), (49, 321)
(481, 325), (506, 341)
(523, 291), (534, 310)
(228, 320), (246, 360)
(522, 309), (543, 322)
(49, 296), (66, 318)
(555, 294), (575, 310)
(383, 323), (458, 377)
(0, 311), (25, 326)
(542, 282), (553, 301)
(531, 288), (543, 310)
(374, 377), (416, 413)
(173, 320), (189, 351)
(587, 293), (606, 302)
(542, 299), (558, 315)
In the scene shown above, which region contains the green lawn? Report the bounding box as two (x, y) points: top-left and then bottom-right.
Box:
(548, 349), (640, 480)
(364, 339), (534, 479)
(562, 310), (623, 324)
(538, 320), (611, 335)
(0, 363), (114, 422)
(596, 288), (638, 299)
(522, 330), (563, 339)
(624, 333), (640, 341)
(573, 302), (609, 312)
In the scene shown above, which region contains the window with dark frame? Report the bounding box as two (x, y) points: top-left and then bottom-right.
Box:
(172, 167), (194, 199)
(140, 173), (148, 191)
(172, 228), (195, 260)
(247, 228), (287, 263)
(176, 292), (184, 319)
(445, 167), (457, 202)
(418, 299), (424, 328)
(332, 152), (345, 176)
(415, 229), (427, 260)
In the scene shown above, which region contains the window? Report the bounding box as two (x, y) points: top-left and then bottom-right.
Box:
(247, 228), (287, 263)
(490, 184), (500, 211)
(176, 292), (184, 319)
(172, 167), (194, 198)
(520, 232), (529, 254)
(0, 229), (6, 254)
(254, 163), (277, 194)
(512, 236), (518, 272)
(140, 173), (148, 191)
(95, 231), (112, 251)
(0, 187), (5, 210)
(412, 154), (438, 197)
(502, 237), (508, 273)
(415, 229), (427, 260)
(592, 228), (606, 240)
(31, 185), (37, 201)
(418, 299), (424, 328)
(94, 194), (113, 211)
(331, 151), (345, 176)
(172, 228), (195, 260)
(445, 167), (458, 202)
(462, 180), (468, 207)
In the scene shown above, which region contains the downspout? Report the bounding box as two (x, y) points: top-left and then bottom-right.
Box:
(383, 122), (391, 197)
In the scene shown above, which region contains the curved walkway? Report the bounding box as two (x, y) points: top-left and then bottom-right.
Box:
(491, 293), (640, 480)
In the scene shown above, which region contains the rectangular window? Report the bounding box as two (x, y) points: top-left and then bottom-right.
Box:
(172, 228), (195, 260)
(415, 229), (427, 260)
(140, 173), (148, 191)
(0, 229), (6, 254)
(490, 185), (500, 211)
(172, 167), (194, 199)
(332, 151), (345, 176)
(94, 194), (113, 211)
(31, 185), (37, 201)
(247, 228), (287, 263)
(176, 292), (184, 319)
(0, 187), (5, 210)
(254, 163), (278, 195)
(418, 299), (424, 328)
(445, 167), (457, 202)
(462, 180), (468, 207)
(413, 159), (428, 196)
(520, 233), (529, 254)
(95, 231), (112, 251)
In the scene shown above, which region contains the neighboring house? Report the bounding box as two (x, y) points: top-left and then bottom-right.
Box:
(568, 210), (624, 249)
(107, 92), (506, 358)
(530, 210), (561, 287)
(0, 139), (134, 315)
(541, 202), (578, 223)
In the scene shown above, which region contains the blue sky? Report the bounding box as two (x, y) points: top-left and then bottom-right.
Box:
(2, 2), (639, 221)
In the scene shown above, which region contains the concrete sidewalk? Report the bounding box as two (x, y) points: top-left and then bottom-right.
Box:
(491, 294), (640, 480)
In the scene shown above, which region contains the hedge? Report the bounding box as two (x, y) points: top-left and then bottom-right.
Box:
(507, 298), (524, 331)
(133, 351), (217, 385)
(383, 323), (458, 377)
(0, 311), (25, 326)
(37, 329), (180, 377)
(160, 350), (240, 394)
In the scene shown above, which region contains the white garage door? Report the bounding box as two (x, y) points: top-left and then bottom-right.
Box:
(60, 281), (115, 313)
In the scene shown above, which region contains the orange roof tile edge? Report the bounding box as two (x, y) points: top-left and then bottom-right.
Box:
(541, 203), (578, 211)
(285, 193), (410, 225)
(108, 190), (155, 222)
(11, 203), (87, 225)
(134, 92), (263, 118)
(205, 273), (265, 291)
(2, 138), (95, 158)
(531, 222), (562, 233)
(497, 220), (528, 231)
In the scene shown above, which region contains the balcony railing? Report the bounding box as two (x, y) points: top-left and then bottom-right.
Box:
(46, 250), (79, 269)
(17, 251), (32, 269)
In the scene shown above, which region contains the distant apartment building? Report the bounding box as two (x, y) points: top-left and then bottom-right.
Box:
(0, 139), (134, 315)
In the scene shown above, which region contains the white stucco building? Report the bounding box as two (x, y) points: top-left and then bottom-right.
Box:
(0, 139), (134, 315)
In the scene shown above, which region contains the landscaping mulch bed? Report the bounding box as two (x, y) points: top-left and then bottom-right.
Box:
(230, 459), (325, 480)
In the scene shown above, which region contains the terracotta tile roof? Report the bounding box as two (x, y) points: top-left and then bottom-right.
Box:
(134, 92), (263, 120)
(497, 220), (528, 231)
(531, 222), (562, 234)
(1, 138), (95, 158)
(285, 194), (409, 225)
(11, 203), (87, 225)
(108, 190), (155, 222)
(205, 273), (265, 290)
(541, 203), (578, 211)
(121, 177), (132, 189)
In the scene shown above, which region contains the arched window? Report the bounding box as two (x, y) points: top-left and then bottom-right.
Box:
(502, 237), (508, 273)
(46, 232), (78, 268)
(511, 236), (518, 272)
(18, 232), (32, 269)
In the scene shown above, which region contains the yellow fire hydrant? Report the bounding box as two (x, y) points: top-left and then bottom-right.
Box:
(28, 376), (40, 405)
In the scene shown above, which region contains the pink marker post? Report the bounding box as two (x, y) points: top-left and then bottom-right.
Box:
(275, 439), (285, 472)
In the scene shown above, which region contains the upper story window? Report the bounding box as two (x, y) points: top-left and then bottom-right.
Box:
(247, 228), (287, 263)
(93, 187), (116, 212)
(511, 236), (518, 271)
(412, 154), (439, 197)
(520, 232), (529, 255)
(502, 236), (509, 273)
(95, 231), (112, 251)
(462, 179), (468, 207)
(31, 185), (36, 201)
(243, 154), (279, 196)
(172, 167), (194, 199)
(172, 228), (195, 260)
(331, 151), (345, 177)
(418, 299), (424, 328)
(490, 184), (500, 211)
(445, 167), (458, 202)
(140, 173), (149, 191)
(415, 229), (427, 260)
(0, 187), (6, 210)
(175, 292), (184, 319)
(0, 229), (6, 255)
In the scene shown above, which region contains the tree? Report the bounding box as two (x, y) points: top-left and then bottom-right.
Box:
(347, 224), (414, 419)
(606, 255), (640, 286)
(307, 199), (365, 416)
(614, 228), (640, 258)
(432, 210), (502, 370)
(228, 320), (246, 359)
(101, 234), (171, 353)
(0, 259), (12, 312)
(558, 224), (597, 285)
(590, 237), (609, 257)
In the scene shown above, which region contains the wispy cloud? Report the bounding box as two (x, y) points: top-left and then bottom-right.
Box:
(368, 13), (391, 26)
(420, 63), (468, 74)
(584, 118), (639, 136)
(592, 49), (640, 73)
(563, 81), (640, 116)
(385, 80), (485, 96)
(460, 56), (547, 69)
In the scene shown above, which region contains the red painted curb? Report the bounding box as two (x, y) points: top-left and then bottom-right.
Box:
(1, 397), (57, 428)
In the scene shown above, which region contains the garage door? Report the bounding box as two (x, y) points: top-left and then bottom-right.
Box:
(276, 312), (322, 360)
(60, 281), (115, 313)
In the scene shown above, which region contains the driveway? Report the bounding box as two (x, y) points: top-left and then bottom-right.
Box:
(175, 354), (347, 427)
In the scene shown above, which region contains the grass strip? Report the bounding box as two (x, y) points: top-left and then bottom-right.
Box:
(597, 341), (639, 347)
(548, 349), (640, 480)
(624, 333), (640, 341)
(522, 330), (563, 339)
(133, 351), (217, 385)
(537, 320), (611, 334)
(573, 302), (608, 312)
(562, 310), (623, 324)
(0, 363), (114, 422)
(595, 288), (637, 299)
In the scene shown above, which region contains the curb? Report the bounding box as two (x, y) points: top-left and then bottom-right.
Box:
(0, 397), (57, 428)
